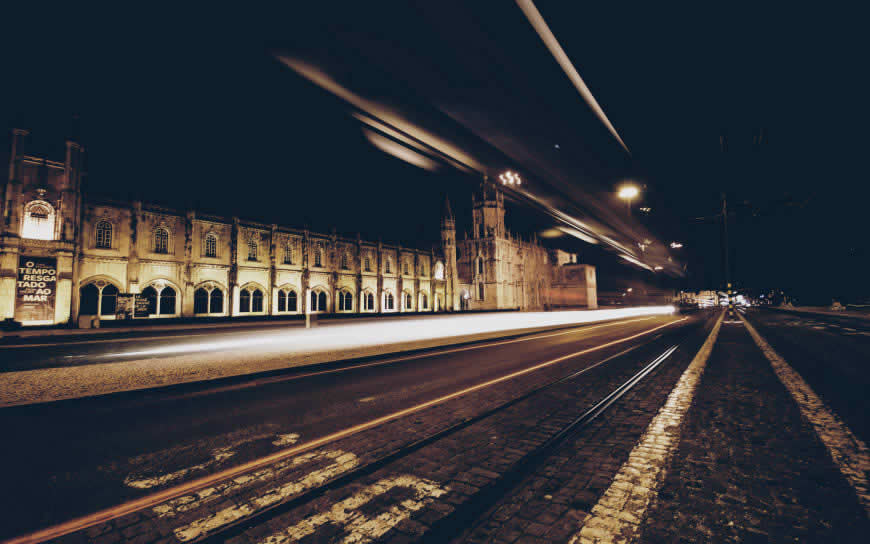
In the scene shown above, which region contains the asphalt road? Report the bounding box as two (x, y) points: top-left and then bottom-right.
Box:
(744, 308), (870, 445)
(0, 313), (697, 541)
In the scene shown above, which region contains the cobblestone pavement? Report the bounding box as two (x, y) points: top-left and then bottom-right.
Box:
(636, 321), (869, 543)
(745, 309), (870, 444)
(35, 316), (694, 544)
(0, 316), (680, 541)
(215, 320), (709, 544)
(452, 314), (716, 544)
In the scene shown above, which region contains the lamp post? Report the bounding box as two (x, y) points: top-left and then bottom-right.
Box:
(618, 184), (640, 216)
(499, 171), (522, 186)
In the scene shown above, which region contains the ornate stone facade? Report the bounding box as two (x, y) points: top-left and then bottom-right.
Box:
(1, 130), (595, 326)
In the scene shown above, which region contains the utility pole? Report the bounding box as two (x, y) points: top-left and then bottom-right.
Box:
(720, 135), (734, 317)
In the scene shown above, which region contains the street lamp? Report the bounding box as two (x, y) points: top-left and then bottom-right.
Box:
(617, 184), (640, 216)
(499, 171), (522, 186)
(670, 241), (683, 249)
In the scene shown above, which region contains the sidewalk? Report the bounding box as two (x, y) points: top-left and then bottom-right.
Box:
(637, 319), (869, 542)
(768, 305), (870, 321)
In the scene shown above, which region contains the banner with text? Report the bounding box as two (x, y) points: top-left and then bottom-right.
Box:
(15, 256), (57, 323)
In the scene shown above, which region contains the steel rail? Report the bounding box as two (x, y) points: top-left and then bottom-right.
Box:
(3, 316), (689, 544)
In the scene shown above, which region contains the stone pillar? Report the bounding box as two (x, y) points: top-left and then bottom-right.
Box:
(269, 224), (277, 315)
(3, 128), (28, 235)
(356, 233), (363, 313)
(414, 251), (420, 312)
(396, 244), (403, 312)
(127, 201), (142, 293)
(301, 229), (310, 313)
(229, 217), (240, 316)
(328, 229), (337, 313)
(181, 210), (195, 316)
(376, 239), (383, 313)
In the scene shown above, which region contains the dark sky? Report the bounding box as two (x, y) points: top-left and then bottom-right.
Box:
(2, 2), (867, 302)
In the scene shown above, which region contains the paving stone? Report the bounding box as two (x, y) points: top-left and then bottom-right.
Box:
(637, 324), (870, 543)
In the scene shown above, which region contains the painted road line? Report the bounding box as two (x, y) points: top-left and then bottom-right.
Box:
(254, 475), (448, 544)
(2, 316), (687, 544)
(570, 312), (724, 544)
(740, 314), (870, 516)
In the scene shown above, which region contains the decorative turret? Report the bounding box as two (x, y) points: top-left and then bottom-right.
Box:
(472, 178), (505, 239)
(440, 194), (458, 310)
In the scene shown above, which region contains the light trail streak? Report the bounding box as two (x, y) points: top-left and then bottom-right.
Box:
(92, 306), (676, 360)
(515, 0), (631, 156)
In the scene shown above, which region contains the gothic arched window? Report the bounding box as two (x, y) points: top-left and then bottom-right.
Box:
(204, 233), (218, 258)
(314, 243), (324, 267)
(22, 201), (55, 240)
(384, 291), (395, 310)
(364, 291), (375, 311)
(477, 258), (484, 275)
(95, 220), (113, 249)
(248, 238), (258, 261)
(434, 262), (445, 280)
(341, 253), (349, 270)
(154, 227), (170, 254)
(194, 288), (209, 314)
(403, 261), (409, 275)
(251, 289), (263, 312)
(364, 256), (371, 272)
(421, 292), (428, 309)
(405, 292), (413, 310)
(385, 259), (391, 274)
(194, 284), (224, 314)
(278, 288), (298, 312)
(284, 240), (294, 264)
(79, 281), (120, 316)
(338, 290), (353, 311)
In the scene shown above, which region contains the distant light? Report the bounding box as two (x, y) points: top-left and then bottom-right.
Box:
(670, 242), (683, 249)
(618, 185), (639, 200)
(554, 144), (560, 149)
(627, 288), (633, 292)
(499, 170), (522, 186)
(654, 266), (664, 271)
(639, 207), (651, 213)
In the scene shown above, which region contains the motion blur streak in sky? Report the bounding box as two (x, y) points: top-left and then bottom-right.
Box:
(514, 0), (631, 156)
(276, 56), (483, 173)
(99, 307), (675, 360)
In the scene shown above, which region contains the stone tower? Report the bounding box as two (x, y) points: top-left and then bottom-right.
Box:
(472, 180), (505, 240)
(0, 128), (83, 324)
(440, 194), (458, 311)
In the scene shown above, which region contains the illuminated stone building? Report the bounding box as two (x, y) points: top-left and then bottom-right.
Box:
(1, 130), (595, 326)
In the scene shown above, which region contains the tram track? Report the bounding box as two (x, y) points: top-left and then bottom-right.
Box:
(4, 315), (696, 544)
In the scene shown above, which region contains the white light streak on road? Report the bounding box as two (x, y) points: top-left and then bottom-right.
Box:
(97, 307), (675, 360)
(515, 0), (631, 156)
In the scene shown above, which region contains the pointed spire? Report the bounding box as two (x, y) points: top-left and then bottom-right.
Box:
(442, 193), (454, 220)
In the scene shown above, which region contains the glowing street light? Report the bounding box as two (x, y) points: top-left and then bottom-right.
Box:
(670, 241), (683, 249)
(499, 171), (522, 186)
(618, 184), (640, 216)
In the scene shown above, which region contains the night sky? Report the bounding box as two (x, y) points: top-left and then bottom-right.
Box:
(2, 2), (867, 302)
